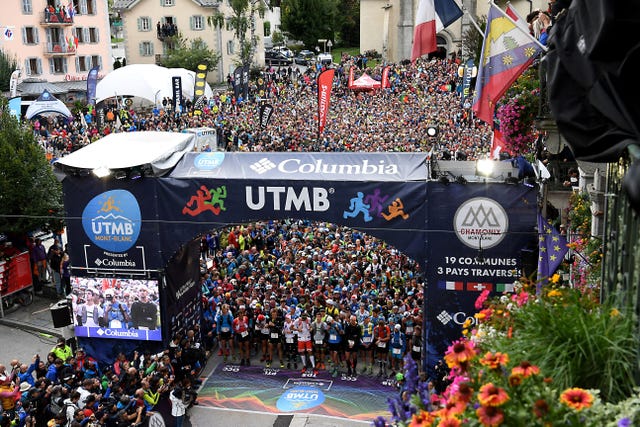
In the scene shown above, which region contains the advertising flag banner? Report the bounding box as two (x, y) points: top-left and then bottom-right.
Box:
(259, 103), (274, 129)
(193, 63), (208, 101)
(472, 2), (543, 125)
(537, 213), (568, 282)
(381, 66), (390, 89)
(425, 183), (537, 374)
(8, 97), (21, 121)
(242, 65), (250, 100)
(461, 58), (475, 106)
(348, 67), (354, 88)
(233, 66), (243, 100)
(317, 69), (335, 136)
(172, 76), (182, 112)
(86, 66), (99, 105)
(412, 0), (462, 61)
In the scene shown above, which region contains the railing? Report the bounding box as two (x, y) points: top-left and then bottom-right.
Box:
(41, 10), (74, 25)
(157, 24), (178, 40)
(43, 42), (76, 56)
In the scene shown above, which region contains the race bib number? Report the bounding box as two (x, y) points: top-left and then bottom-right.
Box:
(405, 326), (413, 334)
(315, 339), (323, 345)
(241, 331), (248, 338)
(348, 340), (355, 348)
(362, 336), (372, 343)
(270, 333), (279, 339)
(221, 327), (230, 333)
(286, 337), (294, 344)
(392, 348), (402, 355)
(329, 334), (337, 341)
(412, 345), (421, 353)
(377, 342), (386, 348)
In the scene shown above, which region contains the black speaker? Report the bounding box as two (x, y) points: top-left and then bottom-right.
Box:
(50, 300), (72, 328)
(520, 248), (537, 278)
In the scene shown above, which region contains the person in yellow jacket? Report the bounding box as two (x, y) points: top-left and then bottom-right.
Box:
(50, 337), (73, 363)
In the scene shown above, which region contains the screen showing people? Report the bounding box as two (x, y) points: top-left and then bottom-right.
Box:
(70, 276), (162, 341)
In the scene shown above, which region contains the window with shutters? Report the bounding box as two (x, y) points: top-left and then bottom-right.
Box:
(90, 55), (102, 70)
(75, 27), (85, 43)
(227, 40), (234, 55)
(50, 57), (67, 74)
(76, 56), (89, 72)
(140, 42), (154, 56)
(25, 58), (41, 75)
(86, 0), (96, 14)
(88, 27), (99, 43)
(191, 15), (204, 31)
(23, 27), (38, 45)
(78, 0), (88, 15)
(163, 0), (175, 6)
(22, 0), (32, 14)
(139, 17), (151, 32)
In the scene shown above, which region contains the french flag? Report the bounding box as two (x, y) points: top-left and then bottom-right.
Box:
(411, 0), (463, 61)
(437, 281), (464, 291)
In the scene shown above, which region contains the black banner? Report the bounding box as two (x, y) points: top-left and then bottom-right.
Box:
(163, 239), (202, 342)
(193, 63), (208, 101)
(233, 66), (243, 100)
(172, 76), (182, 112)
(242, 65), (250, 100)
(259, 103), (274, 129)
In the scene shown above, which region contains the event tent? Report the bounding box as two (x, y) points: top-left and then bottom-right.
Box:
(349, 73), (382, 91)
(95, 64), (214, 105)
(25, 90), (73, 119)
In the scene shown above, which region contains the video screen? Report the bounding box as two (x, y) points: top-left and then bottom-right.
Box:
(70, 276), (162, 341)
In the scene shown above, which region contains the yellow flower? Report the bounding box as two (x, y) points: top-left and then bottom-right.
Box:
(547, 289), (562, 298)
(550, 274), (560, 284)
(559, 388), (594, 411)
(610, 308), (621, 318)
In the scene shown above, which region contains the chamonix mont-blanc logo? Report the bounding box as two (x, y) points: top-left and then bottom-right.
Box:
(453, 197), (508, 249)
(82, 190), (142, 252)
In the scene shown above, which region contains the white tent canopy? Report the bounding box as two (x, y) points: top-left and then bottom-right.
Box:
(25, 90), (73, 119)
(95, 64), (214, 105)
(54, 131), (195, 177)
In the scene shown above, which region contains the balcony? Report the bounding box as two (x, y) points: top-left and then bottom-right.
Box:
(157, 24), (178, 41)
(43, 42), (76, 57)
(40, 10), (74, 26)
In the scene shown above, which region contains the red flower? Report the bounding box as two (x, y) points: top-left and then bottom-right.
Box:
(479, 352), (509, 370)
(478, 383), (510, 407)
(511, 361), (540, 378)
(444, 339), (476, 369)
(476, 405), (505, 426)
(560, 388), (594, 411)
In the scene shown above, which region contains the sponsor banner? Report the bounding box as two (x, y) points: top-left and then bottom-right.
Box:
(169, 152), (430, 182)
(381, 66), (390, 89)
(163, 239), (202, 342)
(277, 386), (325, 411)
(317, 69), (335, 135)
(62, 178), (161, 272)
(156, 178), (428, 267)
(461, 58), (474, 106)
(259, 103), (274, 129)
(86, 66), (99, 105)
(8, 97), (21, 120)
(425, 183), (536, 374)
(74, 326), (162, 341)
(193, 63), (208, 101)
(233, 66), (243, 100)
(172, 76), (182, 112)
(242, 65), (250, 100)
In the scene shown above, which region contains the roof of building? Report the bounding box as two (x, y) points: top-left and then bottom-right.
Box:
(53, 80), (95, 92)
(17, 80), (66, 96)
(112, 0), (136, 9)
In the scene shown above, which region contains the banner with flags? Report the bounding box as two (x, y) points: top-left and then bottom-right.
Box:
(472, 2), (543, 125)
(411, 0), (462, 61)
(317, 69), (335, 136)
(86, 66), (99, 105)
(259, 103), (274, 129)
(537, 213), (568, 282)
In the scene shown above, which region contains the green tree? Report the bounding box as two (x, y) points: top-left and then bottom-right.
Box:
(0, 50), (18, 92)
(208, 0), (266, 66)
(280, 0), (339, 50)
(0, 97), (64, 237)
(337, 0), (359, 46)
(463, 15), (486, 63)
(159, 35), (220, 72)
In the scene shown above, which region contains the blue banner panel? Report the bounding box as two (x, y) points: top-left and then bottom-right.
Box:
(169, 152), (429, 182)
(155, 178), (428, 264)
(163, 239), (202, 342)
(424, 183), (537, 374)
(62, 177), (163, 273)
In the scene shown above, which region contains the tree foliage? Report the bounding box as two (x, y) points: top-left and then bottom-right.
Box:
(0, 97), (64, 236)
(463, 15), (486, 63)
(159, 35), (220, 72)
(280, 0), (339, 50)
(208, 0), (266, 66)
(0, 50), (18, 92)
(337, 0), (359, 46)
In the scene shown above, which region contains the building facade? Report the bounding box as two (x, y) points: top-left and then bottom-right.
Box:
(4, 0), (112, 100)
(360, 0), (544, 63)
(114, 0), (266, 84)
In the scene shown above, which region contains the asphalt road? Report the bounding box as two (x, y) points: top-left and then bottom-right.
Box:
(0, 323), (59, 368)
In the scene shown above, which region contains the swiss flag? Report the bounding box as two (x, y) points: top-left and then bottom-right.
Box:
(466, 282), (493, 292)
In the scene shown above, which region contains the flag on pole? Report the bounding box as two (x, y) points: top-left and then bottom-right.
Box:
(490, 127), (512, 159)
(537, 213), (568, 283)
(506, 2), (530, 33)
(411, 0), (462, 61)
(317, 69), (335, 136)
(472, 2), (543, 126)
